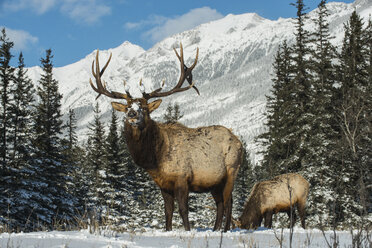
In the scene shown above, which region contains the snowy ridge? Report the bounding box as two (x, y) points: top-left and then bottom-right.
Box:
(26, 0), (371, 163)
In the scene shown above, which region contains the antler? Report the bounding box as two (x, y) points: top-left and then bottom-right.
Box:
(143, 43), (199, 100)
(89, 49), (131, 101)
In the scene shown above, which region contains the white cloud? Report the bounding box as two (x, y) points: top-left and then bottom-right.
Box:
(2, 0), (111, 24)
(2, 0), (57, 15)
(60, 0), (111, 24)
(126, 7), (223, 43)
(1, 27), (38, 51)
(124, 15), (167, 30)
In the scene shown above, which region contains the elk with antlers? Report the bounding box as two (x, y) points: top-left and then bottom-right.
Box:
(89, 44), (243, 231)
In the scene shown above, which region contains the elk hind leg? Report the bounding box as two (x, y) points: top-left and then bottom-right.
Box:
(175, 183), (190, 231)
(297, 201), (306, 229)
(222, 170), (237, 232)
(211, 189), (224, 231)
(161, 189), (174, 231)
(286, 209), (297, 228)
(223, 196), (233, 232)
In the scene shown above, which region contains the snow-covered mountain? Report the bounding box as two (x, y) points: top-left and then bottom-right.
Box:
(26, 0), (371, 163)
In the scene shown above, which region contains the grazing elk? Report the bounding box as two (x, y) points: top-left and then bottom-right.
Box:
(89, 44), (243, 231)
(238, 173), (309, 229)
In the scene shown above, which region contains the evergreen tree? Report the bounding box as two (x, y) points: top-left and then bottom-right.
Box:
(163, 102), (184, 123)
(63, 108), (86, 216)
(233, 141), (254, 218)
(32, 49), (75, 228)
(334, 11), (370, 226)
(303, 0), (339, 226)
(0, 28), (16, 229)
(284, 0), (313, 173)
(362, 18), (372, 215)
(85, 102), (107, 220)
(9, 52), (35, 169)
(104, 109), (127, 225)
(0, 28), (15, 168)
(258, 41), (294, 178)
(5, 52), (37, 230)
(118, 121), (139, 227)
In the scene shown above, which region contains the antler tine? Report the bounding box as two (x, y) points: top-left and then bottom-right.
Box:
(189, 47), (199, 70)
(89, 49), (131, 101)
(144, 43), (199, 100)
(173, 43), (199, 95)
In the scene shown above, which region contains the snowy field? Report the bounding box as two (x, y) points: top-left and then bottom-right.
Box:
(0, 228), (361, 248)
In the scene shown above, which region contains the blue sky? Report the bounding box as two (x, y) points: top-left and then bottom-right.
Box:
(1, 0), (354, 68)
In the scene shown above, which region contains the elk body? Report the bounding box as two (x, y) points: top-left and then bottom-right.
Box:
(238, 173), (309, 229)
(89, 44), (243, 231)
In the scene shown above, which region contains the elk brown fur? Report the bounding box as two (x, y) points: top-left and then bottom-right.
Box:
(89, 44), (243, 232)
(238, 173), (309, 229)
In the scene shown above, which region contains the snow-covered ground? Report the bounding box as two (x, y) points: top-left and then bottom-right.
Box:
(0, 228), (360, 248)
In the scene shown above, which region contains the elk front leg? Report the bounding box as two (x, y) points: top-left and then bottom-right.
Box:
(211, 189), (224, 231)
(175, 182), (190, 231)
(264, 210), (273, 228)
(161, 189), (174, 231)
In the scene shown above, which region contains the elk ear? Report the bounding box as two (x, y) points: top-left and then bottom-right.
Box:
(111, 102), (128, 112)
(148, 99), (162, 113)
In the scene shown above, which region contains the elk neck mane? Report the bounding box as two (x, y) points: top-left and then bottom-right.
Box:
(124, 118), (160, 170)
(124, 120), (188, 170)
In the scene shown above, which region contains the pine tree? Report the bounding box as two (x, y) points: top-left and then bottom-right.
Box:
(85, 102), (107, 221)
(0, 28), (15, 167)
(163, 102), (184, 123)
(118, 121), (139, 227)
(284, 0), (313, 173)
(63, 108), (86, 217)
(362, 18), (372, 215)
(9, 52), (35, 169)
(258, 41), (294, 177)
(104, 109), (127, 225)
(303, 0), (339, 226)
(4, 52), (38, 230)
(0, 28), (16, 229)
(32, 49), (75, 228)
(334, 11), (371, 226)
(233, 141), (254, 219)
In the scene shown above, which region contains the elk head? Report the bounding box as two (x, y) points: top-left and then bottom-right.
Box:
(89, 43), (199, 130)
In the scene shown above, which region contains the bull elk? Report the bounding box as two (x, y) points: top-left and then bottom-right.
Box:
(238, 173), (309, 229)
(89, 43), (243, 231)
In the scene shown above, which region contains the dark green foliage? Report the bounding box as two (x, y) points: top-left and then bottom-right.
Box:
(5, 53), (38, 231)
(259, 5), (371, 228)
(258, 40), (294, 178)
(233, 141), (254, 217)
(333, 11), (371, 226)
(303, 0), (340, 225)
(31, 49), (76, 228)
(63, 108), (86, 214)
(85, 102), (107, 213)
(0, 28), (15, 168)
(0, 28), (15, 229)
(163, 102), (184, 123)
(103, 110), (128, 225)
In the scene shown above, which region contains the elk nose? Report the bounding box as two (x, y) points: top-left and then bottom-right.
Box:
(128, 110), (137, 118)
